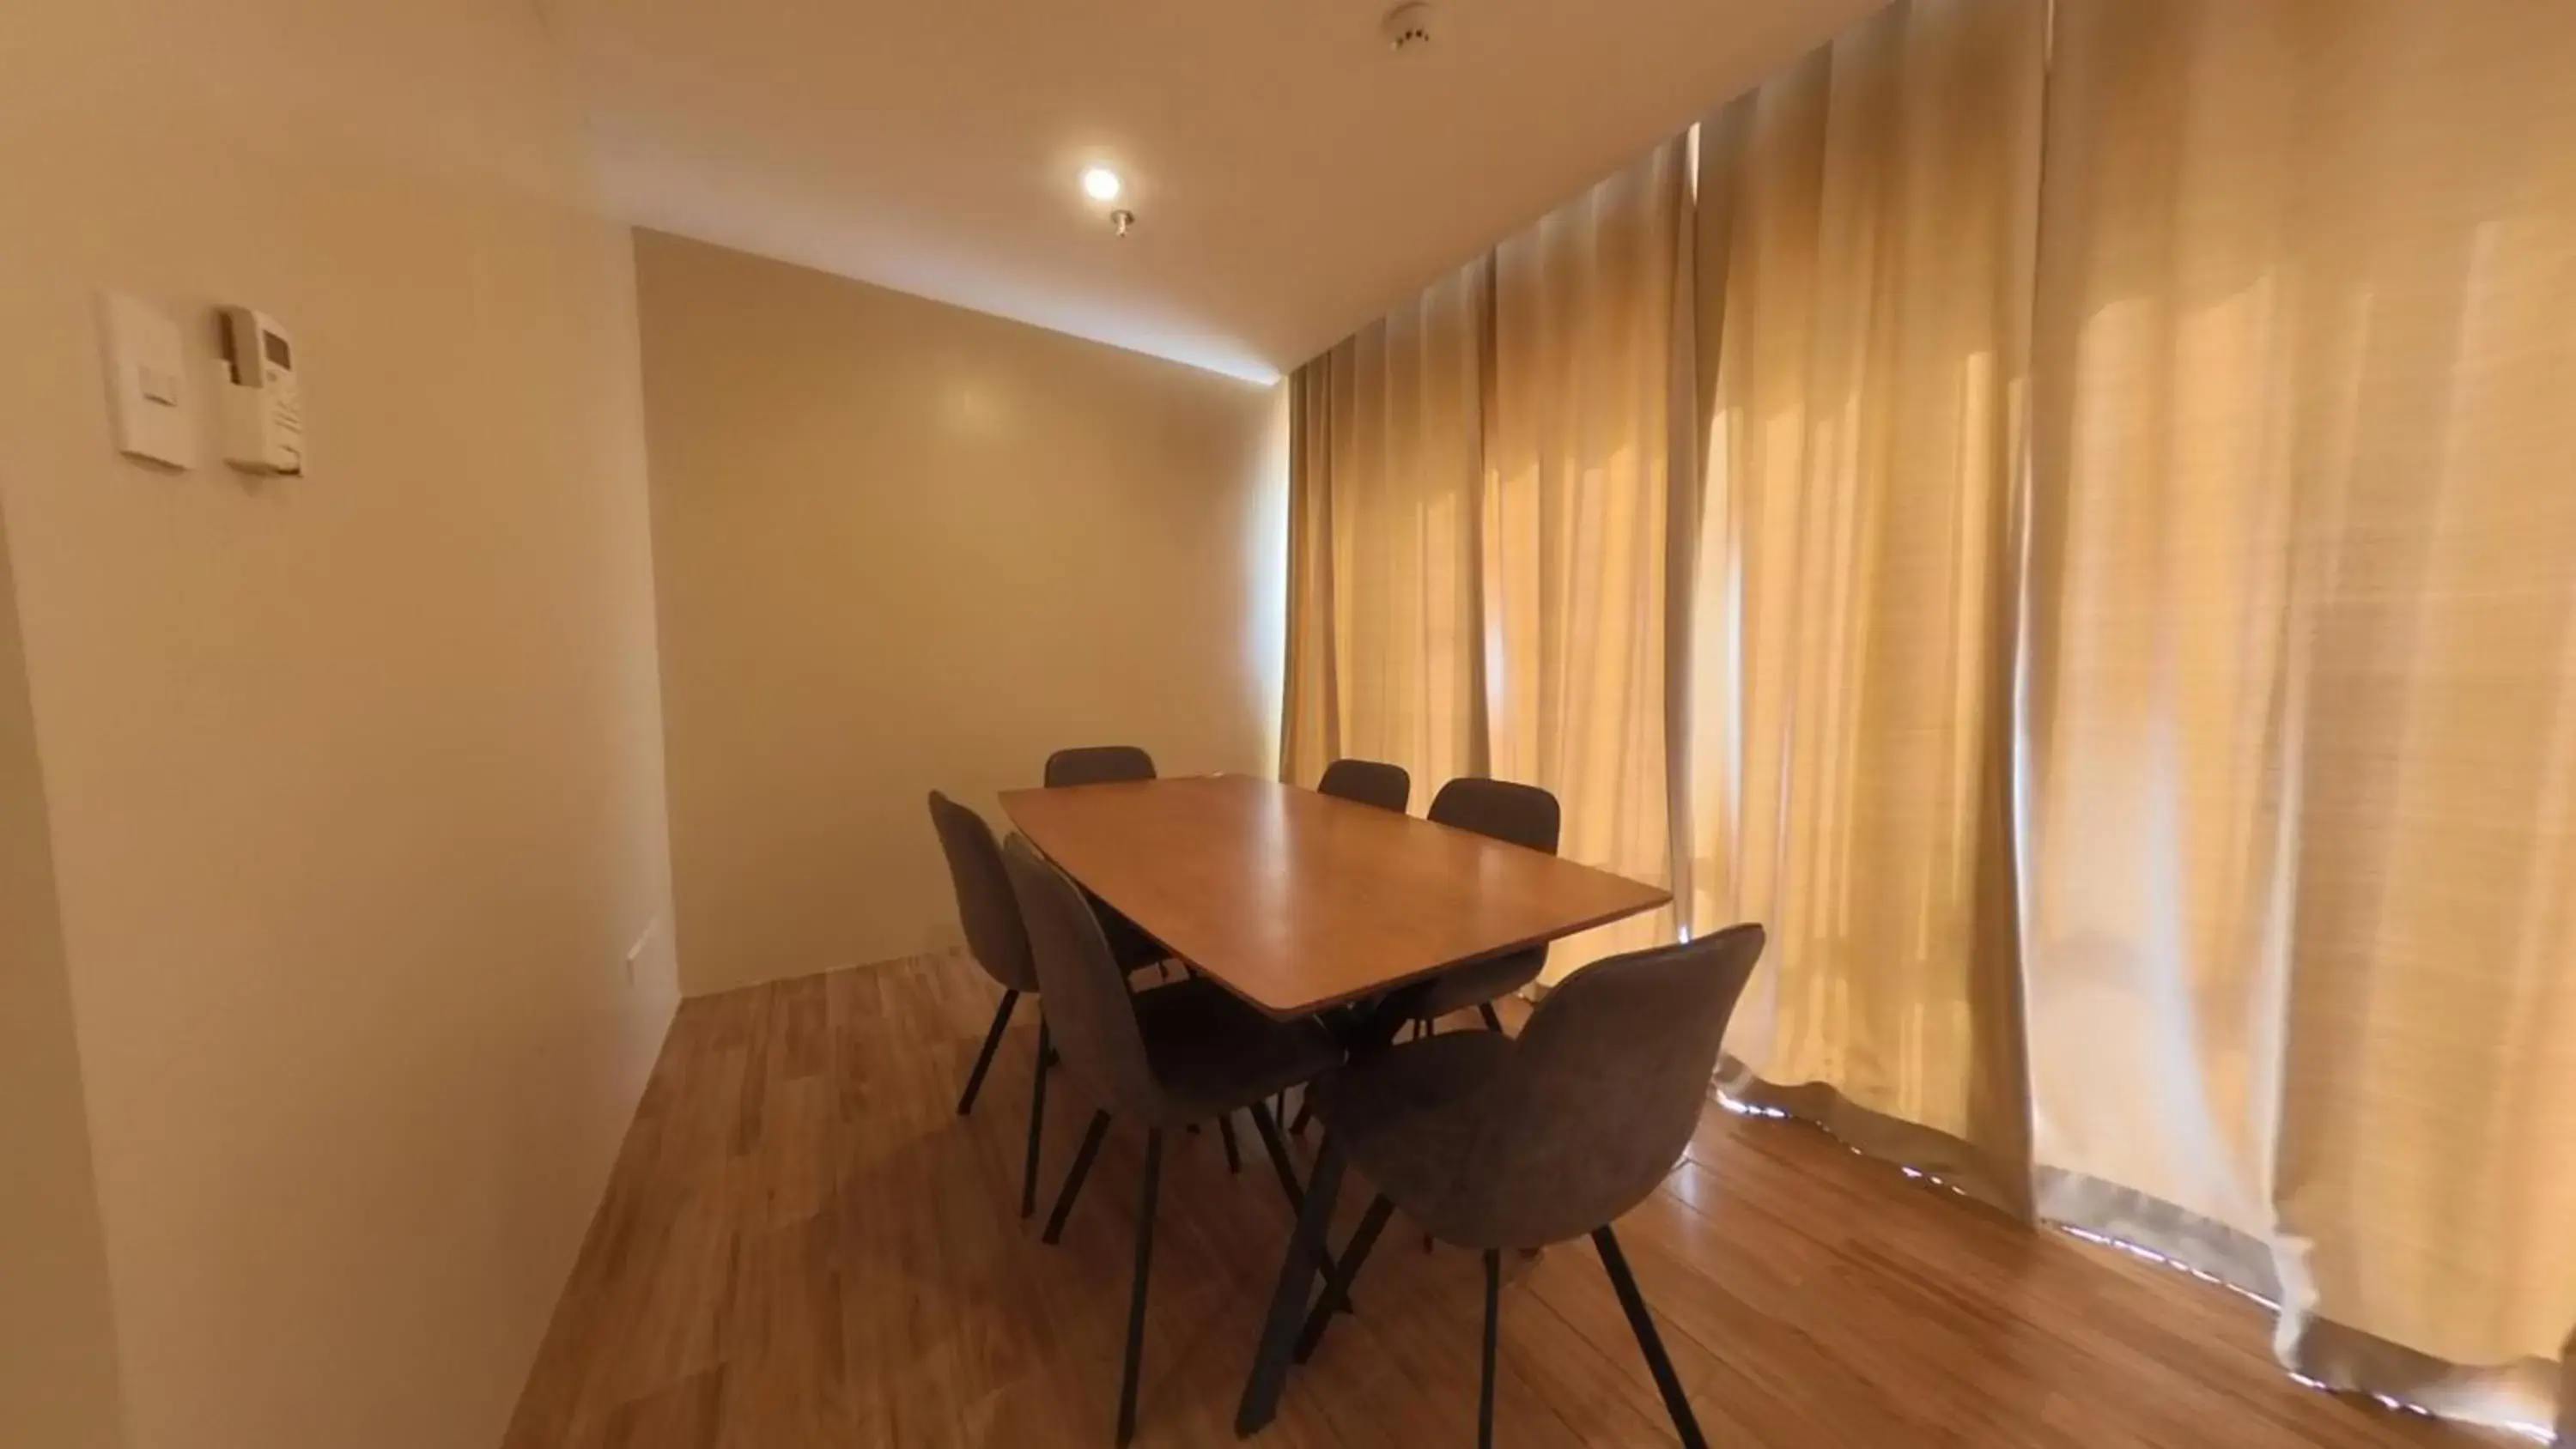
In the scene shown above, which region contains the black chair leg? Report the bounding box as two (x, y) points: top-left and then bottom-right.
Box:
(956, 989), (1019, 1114)
(1042, 1109), (1112, 1245)
(1593, 1225), (1706, 1449)
(1288, 1096), (1313, 1137)
(1218, 1113), (1242, 1173)
(1479, 1248), (1501, 1449)
(1478, 1002), (1505, 1034)
(1293, 1192), (1394, 1362)
(1246, 1099), (1303, 1206)
(1234, 1135), (1346, 1435)
(1021, 1017), (1050, 1217)
(1116, 1130), (1164, 1447)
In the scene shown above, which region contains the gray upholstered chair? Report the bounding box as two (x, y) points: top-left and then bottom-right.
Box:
(1039, 745), (1173, 976)
(1000, 834), (1344, 1446)
(1316, 757), (1412, 813)
(1285, 925), (1766, 1449)
(927, 791), (1170, 1217)
(927, 791), (1056, 1220)
(1287, 774), (1561, 1138)
(1043, 744), (1157, 787)
(1414, 777), (1560, 1033)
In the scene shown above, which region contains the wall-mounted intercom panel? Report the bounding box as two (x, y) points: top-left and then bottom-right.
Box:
(218, 306), (304, 476)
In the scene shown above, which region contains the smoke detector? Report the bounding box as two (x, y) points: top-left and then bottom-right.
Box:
(1382, 2), (1436, 52)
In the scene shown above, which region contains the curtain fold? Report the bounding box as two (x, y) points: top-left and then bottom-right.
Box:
(1485, 141), (1690, 974)
(1281, 145), (1690, 979)
(2023, 0), (2576, 1427)
(1687, 0), (2047, 1216)
(1281, 261), (1490, 791)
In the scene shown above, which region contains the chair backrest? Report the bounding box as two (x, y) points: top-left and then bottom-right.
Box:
(1317, 758), (1412, 813)
(927, 791), (1036, 993)
(1044, 745), (1157, 788)
(1428, 777), (1559, 853)
(1427, 777), (1560, 987)
(1000, 834), (1158, 1113)
(1467, 925), (1766, 1249)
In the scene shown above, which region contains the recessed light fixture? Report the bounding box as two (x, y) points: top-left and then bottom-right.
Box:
(1382, 2), (1436, 51)
(1081, 166), (1122, 202)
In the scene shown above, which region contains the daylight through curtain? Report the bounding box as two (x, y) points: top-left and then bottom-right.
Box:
(1282, 261), (1490, 792)
(1483, 142), (1690, 974)
(1281, 142), (1691, 976)
(1279, 0), (2576, 1433)
(1685, 0), (2045, 1216)
(2020, 0), (2576, 1425)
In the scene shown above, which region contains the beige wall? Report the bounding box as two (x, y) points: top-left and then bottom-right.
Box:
(0, 505), (126, 1449)
(0, 3), (679, 1448)
(635, 232), (1287, 993)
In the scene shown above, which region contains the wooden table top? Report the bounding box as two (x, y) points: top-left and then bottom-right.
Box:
(999, 774), (1670, 1018)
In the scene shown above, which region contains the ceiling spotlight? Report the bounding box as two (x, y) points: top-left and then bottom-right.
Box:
(1081, 166), (1122, 202)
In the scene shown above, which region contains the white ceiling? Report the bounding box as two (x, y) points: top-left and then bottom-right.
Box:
(546, 0), (1880, 381)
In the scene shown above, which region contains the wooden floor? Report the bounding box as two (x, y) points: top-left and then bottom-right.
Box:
(503, 953), (2500, 1449)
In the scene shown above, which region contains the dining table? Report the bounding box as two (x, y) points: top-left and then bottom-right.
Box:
(999, 771), (1672, 1436)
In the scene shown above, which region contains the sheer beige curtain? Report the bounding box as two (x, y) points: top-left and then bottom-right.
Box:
(1485, 142), (1689, 974)
(1686, 0), (2046, 1213)
(1283, 0), (2576, 1430)
(1282, 261), (1490, 790)
(2022, 0), (2576, 1427)
(1283, 144), (1690, 979)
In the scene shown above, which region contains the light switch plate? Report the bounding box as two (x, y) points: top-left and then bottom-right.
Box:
(99, 292), (194, 469)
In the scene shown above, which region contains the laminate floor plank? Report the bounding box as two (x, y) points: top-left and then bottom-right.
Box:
(504, 954), (2509, 1448)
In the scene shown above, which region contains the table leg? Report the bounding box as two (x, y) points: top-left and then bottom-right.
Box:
(1234, 1134), (1346, 1436)
(1337, 985), (1427, 1057)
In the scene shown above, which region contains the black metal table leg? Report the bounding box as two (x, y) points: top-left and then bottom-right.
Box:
(1291, 985), (1423, 1135)
(1247, 1100), (1350, 1312)
(1478, 1248), (1501, 1449)
(1294, 1192), (1394, 1362)
(1218, 1112), (1242, 1173)
(1233, 1134), (1346, 1436)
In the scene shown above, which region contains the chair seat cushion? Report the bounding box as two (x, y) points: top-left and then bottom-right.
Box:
(1409, 948), (1545, 1020)
(1092, 897), (1170, 973)
(1133, 979), (1341, 1125)
(1309, 1031), (1516, 1243)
